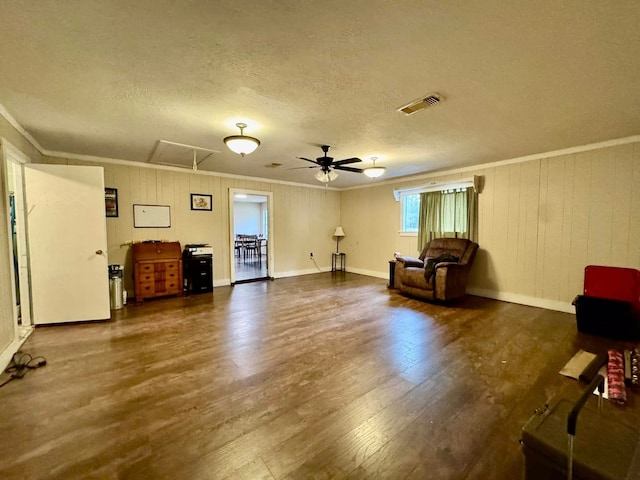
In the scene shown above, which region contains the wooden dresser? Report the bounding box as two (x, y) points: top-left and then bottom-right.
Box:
(132, 242), (183, 302)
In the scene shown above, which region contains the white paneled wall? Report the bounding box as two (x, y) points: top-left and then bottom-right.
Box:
(342, 141), (640, 312)
(29, 139), (640, 313)
(44, 157), (341, 293)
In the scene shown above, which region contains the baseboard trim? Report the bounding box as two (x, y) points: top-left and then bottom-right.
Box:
(0, 328), (34, 372)
(466, 287), (575, 313)
(345, 267), (387, 279)
(275, 268), (329, 278)
(340, 270), (575, 313)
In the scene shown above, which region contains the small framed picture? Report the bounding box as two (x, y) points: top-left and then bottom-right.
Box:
(105, 188), (118, 217)
(191, 193), (212, 211)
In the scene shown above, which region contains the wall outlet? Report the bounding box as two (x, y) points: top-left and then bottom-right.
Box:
(310, 252), (313, 258)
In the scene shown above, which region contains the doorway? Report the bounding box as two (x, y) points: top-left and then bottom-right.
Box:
(2, 142), (32, 339)
(229, 188), (273, 284)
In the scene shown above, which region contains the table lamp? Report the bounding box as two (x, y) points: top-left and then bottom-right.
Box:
(333, 226), (345, 253)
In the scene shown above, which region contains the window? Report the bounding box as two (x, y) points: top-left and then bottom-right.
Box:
(262, 209), (268, 238)
(394, 177), (478, 241)
(401, 193), (420, 233)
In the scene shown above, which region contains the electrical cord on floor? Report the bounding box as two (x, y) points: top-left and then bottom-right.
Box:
(0, 351), (47, 388)
(311, 255), (323, 272)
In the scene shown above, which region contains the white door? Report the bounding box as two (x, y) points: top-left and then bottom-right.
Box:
(24, 164), (110, 324)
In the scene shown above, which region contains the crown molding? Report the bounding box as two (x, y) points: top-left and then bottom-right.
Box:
(44, 149), (341, 191)
(0, 103), (45, 153)
(342, 134), (640, 191)
(2, 101), (638, 193)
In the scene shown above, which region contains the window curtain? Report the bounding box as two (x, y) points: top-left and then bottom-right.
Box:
(417, 187), (478, 249)
(466, 187), (478, 243)
(417, 191), (442, 249)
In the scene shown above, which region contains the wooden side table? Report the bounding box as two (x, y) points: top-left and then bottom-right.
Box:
(332, 252), (346, 272)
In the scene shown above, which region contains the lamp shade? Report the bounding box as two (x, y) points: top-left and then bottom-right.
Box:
(224, 123), (260, 157)
(333, 226), (345, 237)
(315, 170), (338, 182)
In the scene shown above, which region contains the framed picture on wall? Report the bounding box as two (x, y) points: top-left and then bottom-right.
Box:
(191, 193), (212, 211)
(105, 188), (118, 217)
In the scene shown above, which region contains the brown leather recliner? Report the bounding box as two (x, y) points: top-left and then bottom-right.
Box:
(394, 238), (479, 301)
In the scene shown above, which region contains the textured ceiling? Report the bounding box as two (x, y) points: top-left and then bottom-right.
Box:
(1, 1), (640, 187)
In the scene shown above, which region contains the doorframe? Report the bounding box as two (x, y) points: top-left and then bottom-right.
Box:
(0, 138), (33, 370)
(228, 188), (274, 284)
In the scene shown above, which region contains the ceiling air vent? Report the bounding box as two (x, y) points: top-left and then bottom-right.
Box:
(398, 93), (444, 115)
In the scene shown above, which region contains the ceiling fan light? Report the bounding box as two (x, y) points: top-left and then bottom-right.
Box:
(224, 123), (260, 156)
(314, 170), (339, 182)
(314, 170), (328, 182)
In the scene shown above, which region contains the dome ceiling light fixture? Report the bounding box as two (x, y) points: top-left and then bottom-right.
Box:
(363, 157), (386, 178)
(223, 122), (260, 157)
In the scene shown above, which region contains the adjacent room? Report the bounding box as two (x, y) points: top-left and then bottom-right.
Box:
(0, 2), (639, 478)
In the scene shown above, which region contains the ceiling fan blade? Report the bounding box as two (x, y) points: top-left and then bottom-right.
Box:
(334, 165), (364, 173)
(297, 157), (320, 165)
(333, 157), (362, 166)
(286, 165), (318, 170)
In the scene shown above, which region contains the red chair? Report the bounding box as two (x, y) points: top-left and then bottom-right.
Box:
(573, 266), (640, 339)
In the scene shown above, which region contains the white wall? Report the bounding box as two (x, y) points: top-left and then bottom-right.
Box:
(341, 140), (640, 312)
(234, 202), (262, 236)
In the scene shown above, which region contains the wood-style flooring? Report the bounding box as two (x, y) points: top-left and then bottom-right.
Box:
(1, 272), (638, 479)
(235, 254), (268, 282)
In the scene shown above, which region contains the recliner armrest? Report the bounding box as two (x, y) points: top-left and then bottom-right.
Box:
(396, 256), (424, 268)
(435, 261), (465, 270)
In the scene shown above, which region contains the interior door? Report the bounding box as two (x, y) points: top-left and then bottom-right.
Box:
(24, 164), (110, 324)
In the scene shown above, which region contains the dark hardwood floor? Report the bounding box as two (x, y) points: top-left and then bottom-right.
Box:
(235, 254), (268, 282)
(1, 273), (637, 479)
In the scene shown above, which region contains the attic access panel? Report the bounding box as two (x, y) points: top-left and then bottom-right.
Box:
(148, 140), (220, 170)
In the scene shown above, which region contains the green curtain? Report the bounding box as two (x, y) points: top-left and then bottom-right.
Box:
(417, 191), (442, 249)
(467, 187), (478, 242)
(417, 187), (478, 249)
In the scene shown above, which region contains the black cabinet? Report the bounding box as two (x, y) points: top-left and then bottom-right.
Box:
(183, 245), (213, 294)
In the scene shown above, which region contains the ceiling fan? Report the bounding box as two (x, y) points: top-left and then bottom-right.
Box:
(297, 145), (363, 182)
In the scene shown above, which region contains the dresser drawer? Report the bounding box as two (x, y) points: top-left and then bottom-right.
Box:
(137, 263), (154, 274)
(137, 272), (155, 283)
(165, 261), (180, 272)
(164, 280), (181, 293)
(137, 282), (156, 297)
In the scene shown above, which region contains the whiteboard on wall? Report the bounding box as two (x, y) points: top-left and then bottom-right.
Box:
(133, 204), (171, 228)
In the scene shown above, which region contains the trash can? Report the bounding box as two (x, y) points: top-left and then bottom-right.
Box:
(109, 264), (124, 310)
